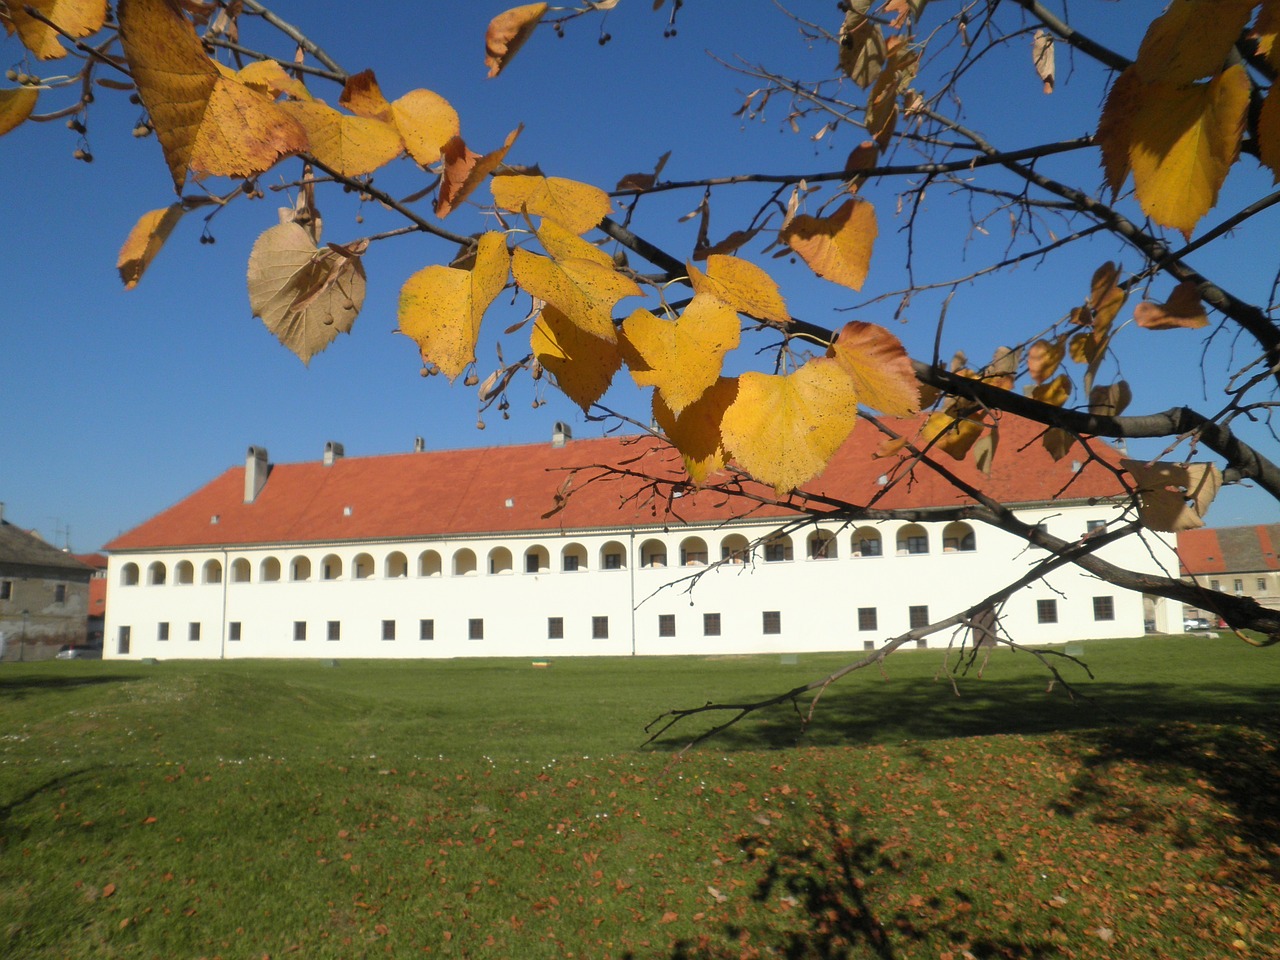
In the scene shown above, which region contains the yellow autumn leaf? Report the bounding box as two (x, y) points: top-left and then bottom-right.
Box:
(1068, 331), (1102, 366)
(780, 198), (878, 291)
(1027, 337), (1065, 384)
(837, 2), (886, 88)
(338, 69), (394, 122)
(392, 89), (460, 167)
(119, 0), (307, 192)
(1122, 459), (1222, 532)
(491, 174), (613, 235)
(247, 223), (367, 366)
(620, 296), (739, 416)
(1089, 381), (1132, 418)
(720, 358), (859, 493)
(1097, 68), (1142, 197)
(534, 217), (614, 266)
(531, 304), (622, 413)
(1258, 1), (1280, 68)
(117, 204), (184, 290)
(920, 413), (984, 461)
(1128, 66), (1250, 237)
(1133, 280), (1209, 330)
(485, 3), (547, 78)
(6, 0), (105, 60)
(236, 60), (311, 101)
(827, 320), (919, 417)
(398, 231), (509, 381)
(279, 99), (402, 178)
(972, 425), (999, 476)
(1043, 427), (1076, 462)
(688, 255), (789, 324)
(1087, 261), (1126, 337)
(1133, 0), (1253, 85)
(435, 126), (520, 218)
(653, 377), (739, 485)
(0, 87), (38, 138)
(1031, 373), (1072, 407)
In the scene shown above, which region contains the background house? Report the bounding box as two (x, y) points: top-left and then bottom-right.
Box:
(1179, 524), (1280, 625)
(0, 505), (94, 660)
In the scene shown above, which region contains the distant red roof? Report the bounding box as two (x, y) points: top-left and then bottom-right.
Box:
(104, 416), (1127, 552)
(1179, 524), (1280, 576)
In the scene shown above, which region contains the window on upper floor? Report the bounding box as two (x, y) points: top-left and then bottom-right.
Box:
(54, 584), (66, 603)
(1036, 599), (1058, 624)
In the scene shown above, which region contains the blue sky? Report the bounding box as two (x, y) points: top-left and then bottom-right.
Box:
(1, 1), (1275, 552)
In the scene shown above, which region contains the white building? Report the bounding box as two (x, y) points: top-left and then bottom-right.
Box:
(102, 419), (1173, 660)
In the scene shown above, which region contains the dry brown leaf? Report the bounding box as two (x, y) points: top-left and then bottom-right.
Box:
(1027, 337), (1066, 384)
(838, 1), (887, 88)
(435, 127), (521, 218)
(827, 320), (919, 417)
(1042, 427), (1076, 461)
(1133, 281), (1208, 330)
(1088, 380), (1133, 417)
(1032, 30), (1054, 94)
(247, 222), (367, 365)
(117, 204), (185, 289)
(485, 3), (548, 78)
(1122, 459), (1223, 531)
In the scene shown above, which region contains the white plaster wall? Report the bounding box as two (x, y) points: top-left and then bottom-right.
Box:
(103, 502), (1173, 661)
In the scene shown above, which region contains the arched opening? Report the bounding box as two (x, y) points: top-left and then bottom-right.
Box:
(488, 546), (513, 575)
(680, 536), (709, 566)
(807, 530), (838, 560)
(640, 538), (667, 568)
(942, 521), (977, 553)
(230, 558), (251, 583)
(896, 524), (929, 556)
(720, 534), (750, 564)
(524, 545), (550, 574)
(418, 550), (442, 578)
(562, 542), (588, 572)
(763, 534), (793, 563)
(353, 553), (374, 579)
(202, 559), (223, 584)
(599, 540), (627, 571)
(147, 561), (167, 586)
(120, 562), (139, 586)
(321, 554), (343, 580)
(453, 548), (477, 576)
(174, 560), (194, 585)
(386, 551), (409, 578)
(851, 527), (882, 558)
(290, 555), (312, 581)
(260, 556), (281, 582)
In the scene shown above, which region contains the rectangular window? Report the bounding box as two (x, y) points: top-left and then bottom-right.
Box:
(419, 619), (434, 641)
(857, 538), (882, 558)
(118, 625), (131, 655)
(294, 621), (307, 642)
(858, 607), (878, 631)
(863, 640), (875, 651)
(548, 616), (564, 640)
(658, 614), (676, 638)
(525, 553), (540, 573)
(563, 555), (580, 572)
(468, 618), (484, 640)
(1092, 596), (1115, 621)
(0, 580), (11, 600)
(681, 548), (708, 565)
(327, 620), (341, 641)
(764, 541), (791, 562)
(604, 552), (622, 570)
(1036, 599), (1058, 624)
(229, 621), (242, 642)
(762, 611), (782, 635)
(1258, 578), (1267, 592)
(382, 619), (396, 641)
(189, 622), (201, 642)
(1085, 519), (1106, 533)
(54, 584), (67, 603)
(592, 616), (609, 639)
(1234, 579), (1244, 594)
(908, 605), (929, 629)
(157, 622), (169, 642)
(905, 536), (928, 555)
(1210, 579), (1221, 591)
(703, 612), (721, 636)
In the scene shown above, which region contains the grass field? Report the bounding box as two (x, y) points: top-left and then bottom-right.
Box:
(2, 636), (1278, 958)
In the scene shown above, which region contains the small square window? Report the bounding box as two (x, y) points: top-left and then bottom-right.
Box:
(763, 541), (791, 563)
(592, 616), (609, 640)
(548, 617), (564, 640)
(857, 538), (882, 558)
(908, 605), (929, 629)
(157, 622), (170, 642)
(604, 553), (622, 570)
(468, 618), (484, 640)
(229, 622), (242, 642)
(762, 611), (782, 635)
(294, 621), (307, 642)
(327, 620), (341, 641)
(863, 640), (875, 651)
(915, 638), (928, 649)
(563, 555), (580, 572)
(858, 607), (878, 631)
(419, 619), (434, 641)
(54, 584), (67, 603)
(1210, 579), (1221, 591)
(1092, 596), (1114, 621)
(1036, 599), (1058, 624)
(703, 613), (721, 636)
(658, 614), (675, 638)
(382, 619), (396, 641)
(189, 622), (201, 642)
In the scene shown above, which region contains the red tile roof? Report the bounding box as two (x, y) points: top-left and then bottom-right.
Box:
(1178, 525), (1280, 575)
(104, 415), (1127, 552)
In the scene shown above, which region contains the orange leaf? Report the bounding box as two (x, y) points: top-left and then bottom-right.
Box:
(620, 295), (740, 416)
(1027, 337), (1065, 384)
(0, 86), (38, 138)
(1089, 381), (1132, 417)
(1258, 83), (1280, 182)
(781, 198), (878, 291)
(1087, 261), (1126, 338)
(117, 204), (185, 289)
(1133, 281), (1208, 330)
(1043, 427), (1076, 462)
(531, 304), (622, 413)
(653, 377), (738, 485)
(485, 3), (548, 78)
(827, 321), (919, 417)
(436, 127), (520, 218)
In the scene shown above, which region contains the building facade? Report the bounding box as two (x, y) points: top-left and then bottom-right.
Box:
(0, 506), (93, 659)
(1178, 523), (1280, 625)
(102, 421), (1175, 661)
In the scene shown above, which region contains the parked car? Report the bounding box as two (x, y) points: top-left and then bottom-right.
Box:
(1183, 617), (1212, 631)
(55, 644), (102, 660)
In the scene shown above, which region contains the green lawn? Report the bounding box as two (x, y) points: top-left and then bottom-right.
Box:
(2, 636), (1278, 958)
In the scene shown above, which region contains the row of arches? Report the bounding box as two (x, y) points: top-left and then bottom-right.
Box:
(117, 523), (978, 587)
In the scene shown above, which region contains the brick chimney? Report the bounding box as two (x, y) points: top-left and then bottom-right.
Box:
(244, 446), (269, 503)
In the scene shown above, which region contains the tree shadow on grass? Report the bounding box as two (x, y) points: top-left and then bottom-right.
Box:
(0, 673), (141, 701)
(652, 805), (1053, 960)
